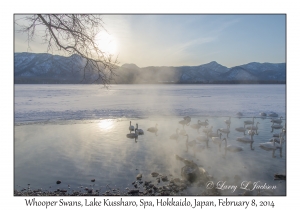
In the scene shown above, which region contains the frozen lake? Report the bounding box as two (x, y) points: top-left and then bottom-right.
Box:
(14, 84), (286, 195)
(14, 84), (286, 123)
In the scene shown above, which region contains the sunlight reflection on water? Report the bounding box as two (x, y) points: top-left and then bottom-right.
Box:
(97, 119), (115, 131)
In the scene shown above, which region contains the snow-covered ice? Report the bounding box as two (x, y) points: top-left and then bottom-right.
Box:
(14, 84), (286, 123)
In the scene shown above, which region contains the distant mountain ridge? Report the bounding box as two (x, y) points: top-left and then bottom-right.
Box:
(14, 52), (286, 84)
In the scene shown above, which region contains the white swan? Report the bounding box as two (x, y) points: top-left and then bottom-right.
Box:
(259, 139), (277, 151)
(224, 117), (231, 128)
(271, 124), (283, 130)
(212, 132), (223, 146)
(147, 124), (158, 136)
(259, 133), (283, 150)
(199, 119), (209, 128)
(244, 117), (255, 126)
(269, 133), (284, 148)
(260, 133), (283, 158)
(271, 116), (283, 124)
(179, 116), (192, 128)
(190, 120), (201, 133)
(237, 132), (255, 150)
(259, 140), (280, 158)
(219, 125), (230, 137)
(221, 138), (243, 156)
(236, 112), (243, 117)
(246, 122), (260, 130)
(170, 128), (180, 141)
(237, 133), (254, 143)
(260, 112), (267, 117)
(209, 128), (220, 138)
(235, 127), (247, 135)
(246, 122), (260, 135)
(129, 121), (135, 133)
(126, 129), (138, 139)
(268, 112), (278, 117)
(179, 116), (191, 128)
(135, 123), (144, 135)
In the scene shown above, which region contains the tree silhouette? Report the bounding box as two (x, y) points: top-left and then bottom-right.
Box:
(15, 14), (118, 85)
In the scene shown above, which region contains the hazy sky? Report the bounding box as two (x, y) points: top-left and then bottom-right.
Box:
(14, 14), (286, 68)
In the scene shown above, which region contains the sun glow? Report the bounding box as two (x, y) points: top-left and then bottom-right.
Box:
(95, 32), (117, 55)
(98, 119), (114, 130)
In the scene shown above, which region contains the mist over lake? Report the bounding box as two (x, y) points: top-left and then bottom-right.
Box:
(14, 84), (286, 196)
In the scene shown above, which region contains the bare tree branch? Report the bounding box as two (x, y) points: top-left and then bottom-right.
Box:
(15, 14), (119, 87)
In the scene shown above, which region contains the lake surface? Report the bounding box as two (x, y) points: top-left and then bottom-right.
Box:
(14, 84), (286, 195)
